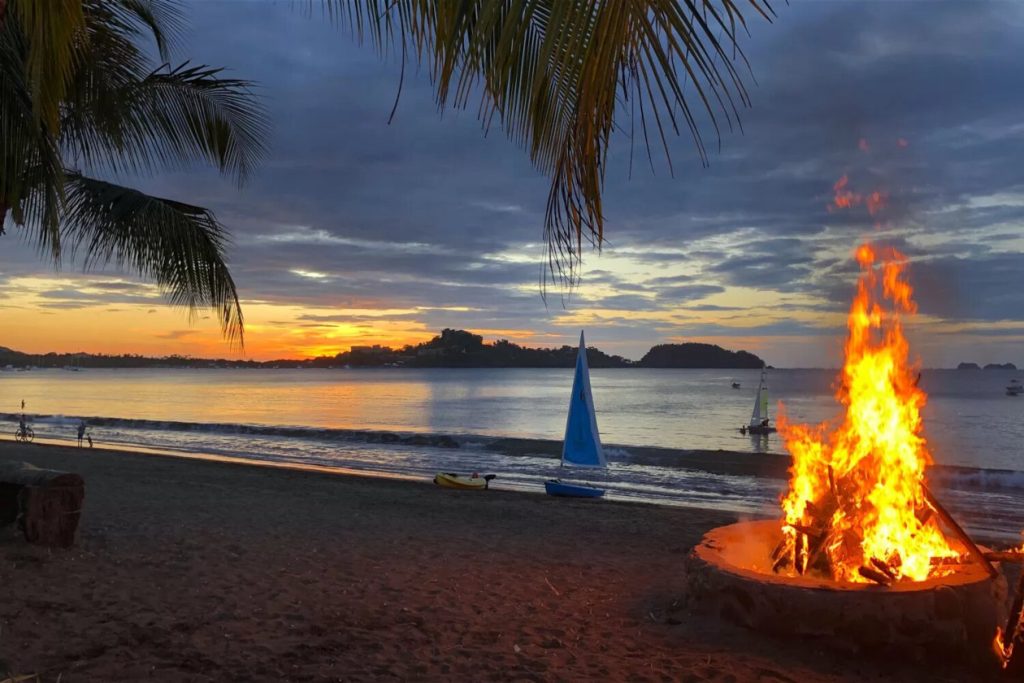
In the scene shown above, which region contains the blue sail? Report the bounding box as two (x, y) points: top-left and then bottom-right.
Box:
(561, 331), (606, 468)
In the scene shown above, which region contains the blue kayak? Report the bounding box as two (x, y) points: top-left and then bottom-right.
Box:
(544, 479), (605, 498)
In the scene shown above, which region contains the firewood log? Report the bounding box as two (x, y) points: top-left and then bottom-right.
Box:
(932, 551), (1024, 566)
(998, 571), (1024, 671)
(922, 485), (998, 579)
(870, 557), (897, 581)
(796, 532), (808, 575)
(772, 535), (794, 573)
(858, 565), (892, 586)
(770, 535), (789, 563)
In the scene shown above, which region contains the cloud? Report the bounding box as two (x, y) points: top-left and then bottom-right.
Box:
(157, 330), (200, 340)
(3, 0), (1024, 367)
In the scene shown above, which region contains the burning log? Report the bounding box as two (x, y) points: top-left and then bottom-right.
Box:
(770, 535), (789, 562)
(857, 565), (892, 586)
(805, 531), (832, 577)
(870, 557), (897, 582)
(983, 551), (1024, 564)
(922, 485), (998, 579)
(996, 571), (1024, 670)
(771, 534), (794, 573)
(932, 551), (1024, 567)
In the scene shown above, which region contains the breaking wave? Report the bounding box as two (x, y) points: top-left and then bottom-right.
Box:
(5, 412), (1024, 496)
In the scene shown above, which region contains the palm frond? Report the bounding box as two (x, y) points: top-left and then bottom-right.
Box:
(324, 0), (775, 282)
(8, 0), (84, 132)
(0, 14), (65, 254)
(135, 62), (269, 184)
(61, 59), (269, 183)
(107, 0), (186, 60)
(62, 172), (244, 344)
(61, 4), (267, 184)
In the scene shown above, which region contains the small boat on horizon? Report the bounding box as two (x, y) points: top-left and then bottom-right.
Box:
(740, 368), (776, 435)
(1007, 379), (1022, 396)
(545, 331), (606, 499)
(731, 381), (741, 389)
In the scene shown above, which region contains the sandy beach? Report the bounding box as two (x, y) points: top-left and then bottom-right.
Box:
(0, 442), (1002, 682)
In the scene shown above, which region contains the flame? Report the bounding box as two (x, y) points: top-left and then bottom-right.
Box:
(779, 243), (959, 582)
(830, 175), (859, 211)
(995, 627), (1013, 669)
(828, 175), (888, 217)
(865, 191), (888, 216)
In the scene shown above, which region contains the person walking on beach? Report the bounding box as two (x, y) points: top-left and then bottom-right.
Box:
(77, 420), (87, 447)
(87, 432), (93, 448)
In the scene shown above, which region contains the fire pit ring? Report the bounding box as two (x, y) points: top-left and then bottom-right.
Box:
(684, 520), (1007, 661)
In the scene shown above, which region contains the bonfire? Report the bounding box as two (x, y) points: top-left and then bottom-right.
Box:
(773, 243), (972, 584)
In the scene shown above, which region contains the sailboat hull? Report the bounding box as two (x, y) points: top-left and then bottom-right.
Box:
(544, 479), (605, 498)
(745, 425), (776, 435)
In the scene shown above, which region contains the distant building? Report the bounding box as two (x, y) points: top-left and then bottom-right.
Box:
(350, 345), (388, 355)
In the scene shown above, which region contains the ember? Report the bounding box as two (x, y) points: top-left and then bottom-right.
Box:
(777, 244), (964, 583)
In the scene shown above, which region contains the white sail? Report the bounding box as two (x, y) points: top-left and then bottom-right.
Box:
(561, 331), (606, 468)
(749, 369), (768, 427)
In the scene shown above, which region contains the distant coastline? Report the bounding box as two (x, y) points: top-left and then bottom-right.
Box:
(0, 328), (766, 370)
(957, 361), (1018, 371)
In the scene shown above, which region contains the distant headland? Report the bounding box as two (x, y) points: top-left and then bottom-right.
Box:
(957, 361), (1018, 371)
(0, 329), (766, 370)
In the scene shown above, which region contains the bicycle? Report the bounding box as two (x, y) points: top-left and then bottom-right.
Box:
(14, 423), (34, 443)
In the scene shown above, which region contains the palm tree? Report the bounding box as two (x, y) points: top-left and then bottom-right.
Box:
(326, 1), (776, 282)
(1, 0), (267, 343)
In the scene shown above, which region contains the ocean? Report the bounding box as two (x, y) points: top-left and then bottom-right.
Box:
(2, 367), (1024, 541)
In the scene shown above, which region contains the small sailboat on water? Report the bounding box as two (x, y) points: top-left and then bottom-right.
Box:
(545, 331), (607, 498)
(740, 368), (776, 435)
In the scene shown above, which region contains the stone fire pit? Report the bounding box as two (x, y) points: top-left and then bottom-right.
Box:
(684, 520), (1007, 661)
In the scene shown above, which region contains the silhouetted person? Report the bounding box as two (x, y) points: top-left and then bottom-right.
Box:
(77, 421), (86, 447)
(86, 432), (93, 448)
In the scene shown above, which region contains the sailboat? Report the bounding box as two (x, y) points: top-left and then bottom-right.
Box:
(741, 368), (776, 435)
(545, 331), (607, 498)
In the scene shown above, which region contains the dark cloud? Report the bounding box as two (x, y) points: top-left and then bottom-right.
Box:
(655, 285), (726, 304)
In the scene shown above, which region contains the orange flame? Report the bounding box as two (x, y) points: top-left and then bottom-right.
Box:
(828, 176), (888, 217)
(830, 175), (859, 211)
(779, 244), (959, 582)
(866, 191), (888, 216)
(995, 627), (1013, 669)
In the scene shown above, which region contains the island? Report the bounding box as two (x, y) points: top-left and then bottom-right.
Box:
(983, 362), (1018, 370)
(956, 362), (981, 370)
(0, 329), (766, 370)
(637, 343), (765, 369)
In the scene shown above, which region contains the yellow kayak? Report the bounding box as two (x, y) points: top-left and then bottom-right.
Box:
(433, 472), (496, 490)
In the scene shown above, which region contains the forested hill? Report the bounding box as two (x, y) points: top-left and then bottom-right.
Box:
(0, 329), (764, 369)
(636, 343), (765, 369)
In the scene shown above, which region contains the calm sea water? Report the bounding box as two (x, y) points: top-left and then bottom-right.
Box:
(2, 367), (1024, 539)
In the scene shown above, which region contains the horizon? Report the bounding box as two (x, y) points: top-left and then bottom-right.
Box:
(2, 331), (1020, 371)
(4, 1), (1024, 367)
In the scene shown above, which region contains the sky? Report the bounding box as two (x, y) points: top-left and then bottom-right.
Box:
(3, 0), (1024, 367)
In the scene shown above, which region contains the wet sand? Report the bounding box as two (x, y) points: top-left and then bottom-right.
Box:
(0, 441), (999, 681)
